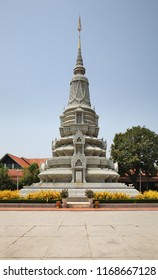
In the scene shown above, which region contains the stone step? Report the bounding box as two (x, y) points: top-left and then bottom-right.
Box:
(67, 202), (90, 208)
(67, 197), (88, 202)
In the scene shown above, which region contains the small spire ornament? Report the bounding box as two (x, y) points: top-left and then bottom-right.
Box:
(78, 16), (82, 32)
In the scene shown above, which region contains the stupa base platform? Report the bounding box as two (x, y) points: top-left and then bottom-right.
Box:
(20, 182), (139, 197)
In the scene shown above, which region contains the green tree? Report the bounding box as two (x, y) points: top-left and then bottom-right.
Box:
(111, 126), (158, 188)
(20, 163), (40, 186)
(0, 164), (14, 190)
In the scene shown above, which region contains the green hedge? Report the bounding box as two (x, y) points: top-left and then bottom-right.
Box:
(0, 199), (61, 203)
(94, 199), (158, 203)
(1, 199), (158, 204)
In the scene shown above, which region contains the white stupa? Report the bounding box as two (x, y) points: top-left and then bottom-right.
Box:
(21, 18), (138, 197)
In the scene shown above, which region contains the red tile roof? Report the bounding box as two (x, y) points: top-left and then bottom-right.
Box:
(5, 154), (30, 168)
(1, 153), (48, 168)
(8, 169), (23, 179)
(0, 153), (48, 180)
(22, 158), (47, 167)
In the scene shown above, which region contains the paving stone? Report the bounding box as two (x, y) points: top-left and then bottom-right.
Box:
(86, 225), (118, 237)
(56, 225), (87, 236)
(0, 211), (158, 259)
(45, 237), (91, 258)
(25, 225), (60, 237)
(0, 237), (19, 253)
(88, 236), (130, 259)
(114, 225), (158, 237)
(0, 226), (33, 237)
(1, 237), (49, 258)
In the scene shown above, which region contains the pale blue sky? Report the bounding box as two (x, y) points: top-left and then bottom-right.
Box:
(0, 0), (158, 158)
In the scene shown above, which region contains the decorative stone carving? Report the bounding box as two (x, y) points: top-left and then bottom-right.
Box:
(69, 76), (91, 107)
(73, 130), (85, 144)
(71, 152), (86, 169)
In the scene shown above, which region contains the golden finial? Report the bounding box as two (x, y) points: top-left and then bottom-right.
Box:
(78, 16), (82, 32)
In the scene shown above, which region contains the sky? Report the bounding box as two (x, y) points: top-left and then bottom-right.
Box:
(0, 0), (158, 159)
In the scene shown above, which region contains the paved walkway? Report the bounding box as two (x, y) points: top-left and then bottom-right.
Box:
(0, 206), (158, 211)
(0, 210), (158, 259)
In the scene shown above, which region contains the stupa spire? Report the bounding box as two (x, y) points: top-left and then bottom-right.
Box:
(68, 17), (91, 108)
(77, 16), (82, 50)
(74, 16), (85, 75)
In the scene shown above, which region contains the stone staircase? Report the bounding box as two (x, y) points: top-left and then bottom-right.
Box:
(66, 197), (90, 208)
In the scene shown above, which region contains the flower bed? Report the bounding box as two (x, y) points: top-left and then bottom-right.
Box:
(0, 190), (158, 204)
(94, 191), (130, 201)
(94, 190), (158, 203)
(136, 190), (158, 200)
(93, 199), (158, 203)
(0, 190), (61, 203)
(0, 190), (21, 200)
(26, 190), (61, 201)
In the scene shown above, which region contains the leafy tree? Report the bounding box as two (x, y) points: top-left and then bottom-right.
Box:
(111, 126), (158, 188)
(20, 163), (40, 186)
(0, 164), (15, 190)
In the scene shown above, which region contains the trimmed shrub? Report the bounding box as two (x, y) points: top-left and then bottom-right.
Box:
(94, 191), (130, 200)
(85, 189), (94, 198)
(135, 193), (144, 200)
(60, 189), (69, 198)
(26, 190), (61, 201)
(0, 190), (21, 200)
(136, 190), (158, 200)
